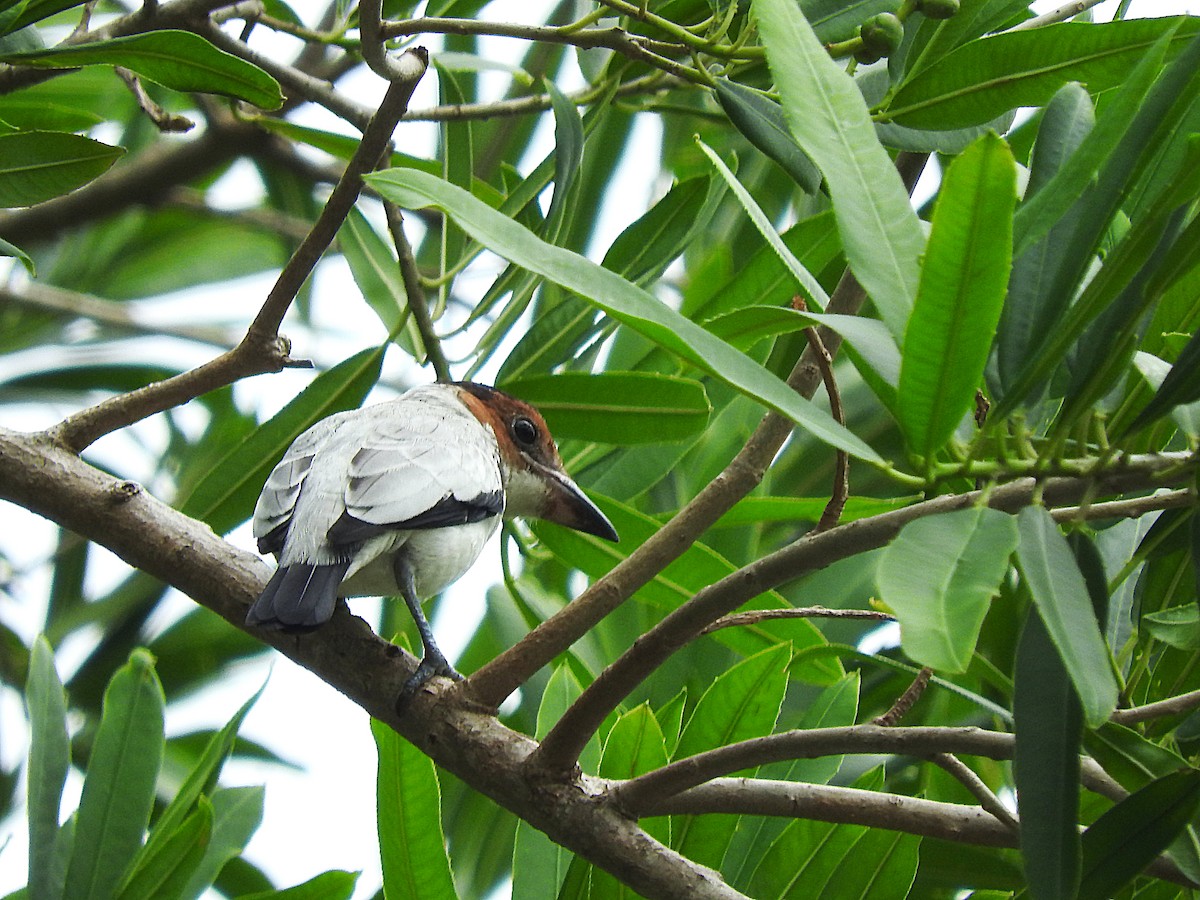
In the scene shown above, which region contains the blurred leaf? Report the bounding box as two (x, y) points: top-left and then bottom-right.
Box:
(897, 132), (1016, 455)
(1014, 605), (1082, 900)
(0, 0), (88, 35)
(371, 719), (458, 900)
(887, 18), (1200, 130)
(754, 0), (924, 341)
(1079, 770), (1200, 900)
(64, 649), (165, 900)
(0, 131), (121, 207)
(714, 78), (821, 194)
(0, 235), (32, 274)
(238, 870), (359, 900)
(714, 495), (918, 528)
(176, 346), (385, 535)
(178, 786), (265, 899)
(148, 607), (264, 700)
(500, 372), (710, 444)
(877, 506), (1019, 672)
(369, 169), (881, 463)
(601, 175), (717, 286)
(1129, 324), (1200, 433)
(2, 31), (284, 108)
(24, 636), (69, 900)
(1142, 604), (1200, 650)
(1015, 507), (1118, 728)
(338, 207), (408, 336)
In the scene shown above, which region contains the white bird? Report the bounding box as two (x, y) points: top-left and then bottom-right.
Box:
(248, 381), (618, 694)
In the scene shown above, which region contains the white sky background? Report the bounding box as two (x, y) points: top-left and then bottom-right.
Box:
(2, 1), (1199, 898)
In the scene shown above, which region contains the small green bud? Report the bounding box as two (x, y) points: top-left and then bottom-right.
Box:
(859, 12), (904, 57)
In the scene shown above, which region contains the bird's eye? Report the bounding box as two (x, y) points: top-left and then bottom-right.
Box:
(512, 416), (539, 446)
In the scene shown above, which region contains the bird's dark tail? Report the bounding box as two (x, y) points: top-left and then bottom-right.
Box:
(247, 561), (351, 630)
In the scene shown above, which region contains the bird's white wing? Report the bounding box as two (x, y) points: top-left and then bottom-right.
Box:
(332, 400), (504, 540)
(252, 412), (352, 553)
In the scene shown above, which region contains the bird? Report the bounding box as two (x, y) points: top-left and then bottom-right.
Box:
(247, 380), (619, 698)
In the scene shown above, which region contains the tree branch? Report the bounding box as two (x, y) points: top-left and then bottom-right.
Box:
(466, 153), (929, 711)
(531, 453), (1197, 770)
(44, 51), (429, 454)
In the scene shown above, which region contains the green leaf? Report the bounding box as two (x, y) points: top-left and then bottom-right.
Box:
(694, 138), (830, 311)
(1142, 603), (1200, 650)
(994, 82), (1094, 394)
(0, 0), (88, 35)
(371, 719), (458, 900)
(336, 207), (407, 335)
(877, 506), (1019, 672)
(115, 799), (212, 900)
(754, 0), (924, 341)
(2, 31), (284, 108)
(673, 644), (791, 869)
(1079, 770), (1200, 900)
(1014, 507), (1118, 728)
(897, 132), (1016, 455)
(886, 18), (1200, 130)
(600, 175), (715, 286)
(179, 786), (265, 899)
(1128, 324), (1200, 433)
(1014, 605), (1082, 900)
(498, 372), (710, 444)
(0, 131), (121, 207)
(63, 649), (165, 900)
(0, 235), (33, 275)
(176, 346), (385, 534)
(531, 495), (839, 685)
(514, 666), (593, 900)
(367, 169), (881, 464)
(238, 871), (359, 900)
(25, 636), (69, 900)
(714, 78), (821, 194)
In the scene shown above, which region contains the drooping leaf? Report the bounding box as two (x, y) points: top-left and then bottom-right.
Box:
(754, 0), (924, 341)
(877, 506), (1019, 672)
(24, 636), (69, 900)
(1014, 507), (1118, 727)
(499, 372), (710, 444)
(886, 18), (1200, 130)
(2, 30), (284, 108)
(1014, 606), (1082, 900)
(714, 78), (822, 194)
(367, 169), (881, 464)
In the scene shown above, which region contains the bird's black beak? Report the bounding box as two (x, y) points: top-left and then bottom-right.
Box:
(538, 467), (619, 542)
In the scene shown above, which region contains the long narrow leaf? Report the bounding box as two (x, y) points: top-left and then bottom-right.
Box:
(897, 132), (1016, 455)
(25, 636), (69, 900)
(753, 0), (924, 341)
(367, 169), (881, 464)
(63, 650), (165, 900)
(1014, 508), (1118, 727)
(371, 719), (458, 900)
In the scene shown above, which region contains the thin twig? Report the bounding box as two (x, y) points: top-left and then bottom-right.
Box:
(797, 300), (848, 533)
(383, 202), (451, 381)
(929, 752), (1020, 833)
(1111, 687), (1200, 726)
(703, 606), (893, 634)
(116, 67), (194, 131)
(873, 666), (932, 727)
(1009, 0), (1106, 30)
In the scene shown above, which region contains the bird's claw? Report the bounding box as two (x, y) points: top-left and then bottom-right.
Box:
(395, 655), (463, 714)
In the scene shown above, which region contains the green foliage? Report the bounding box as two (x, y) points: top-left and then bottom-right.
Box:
(4, 0), (1200, 898)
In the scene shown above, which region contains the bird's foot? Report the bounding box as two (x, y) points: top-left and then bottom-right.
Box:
(395, 654), (463, 714)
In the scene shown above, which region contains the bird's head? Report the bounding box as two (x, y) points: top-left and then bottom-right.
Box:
(455, 382), (619, 543)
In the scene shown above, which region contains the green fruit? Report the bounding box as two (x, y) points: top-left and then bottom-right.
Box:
(859, 12), (904, 57)
(918, 0), (960, 19)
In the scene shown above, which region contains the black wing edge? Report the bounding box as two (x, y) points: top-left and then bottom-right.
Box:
(326, 490), (504, 545)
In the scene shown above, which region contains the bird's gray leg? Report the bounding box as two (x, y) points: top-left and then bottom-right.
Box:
(394, 552), (463, 710)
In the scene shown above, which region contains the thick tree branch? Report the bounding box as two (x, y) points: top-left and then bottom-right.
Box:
(0, 428), (743, 900)
(532, 453), (1197, 770)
